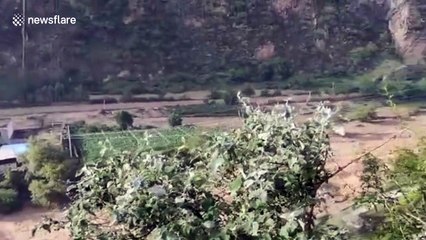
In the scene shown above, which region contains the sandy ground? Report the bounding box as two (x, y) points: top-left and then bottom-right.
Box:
(0, 206), (69, 240)
(0, 92), (424, 239)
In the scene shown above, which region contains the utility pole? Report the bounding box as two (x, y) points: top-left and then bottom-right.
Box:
(21, 0), (26, 75)
(67, 125), (73, 157)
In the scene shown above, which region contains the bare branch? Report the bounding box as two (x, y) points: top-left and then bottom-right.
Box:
(327, 129), (407, 180)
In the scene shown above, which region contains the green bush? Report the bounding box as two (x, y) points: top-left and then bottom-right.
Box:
(260, 89), (270, 97)
(209, 89), (222, 100)
(356, 76), (378, 95)
(241, 85), (255, 96)
(222, 89), (239, 105)
(271, 89), (281, 96)
(0, 188), (21, 214)
(358, 139), (426, 239)
(227, 67), (250, 83)
(115, 111), (134, 130)
(349, 42), (379, 63)
(168, 110), (183, 127)
(380, 78), (426, 100)
(258, 57), (292, 82)
(71, 122), (119, 134)
(345, 103), (379, 122)
(23, 136), (79, 207)
(0, 170), (29, 198)
(29, 180), (66, 207)
(288, 74), (315, 89)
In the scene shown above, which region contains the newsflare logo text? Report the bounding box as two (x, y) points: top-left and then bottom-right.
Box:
(12, 13), (77, 27)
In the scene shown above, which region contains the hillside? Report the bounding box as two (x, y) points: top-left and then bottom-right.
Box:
(0, 0), (424, 103)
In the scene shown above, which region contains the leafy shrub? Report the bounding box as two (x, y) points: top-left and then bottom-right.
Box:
(0, 170), (29, 198)
(288, 74), (315, 89)
(71, 122), (120, 134)
(240, 84), (255, 96)
(34, 98), (348, 239)
(345, 103), (379, 122)
(271, 89), (282, 96)
(160, 72), (196, 93)
(358, 139), (426, 239)
(168, 110), (183, 127)
(260, 89), (270, 97)
(209, 89), (222, 100)
(115, 111), (134, 130)
(380, 78), (426, 100)
(227, 67), (250, 83)
(355, 76), (379, 95)
(222, 89), (239, 105)
(171, 104), (239, 117)
(23, 136), (79, 207)
(349, 42), (379, 63)
(28, 180), (66, 207)
(258, 57), (292, 81)
(0, 188), (21, 214)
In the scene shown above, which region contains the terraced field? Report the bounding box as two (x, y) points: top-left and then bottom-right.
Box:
(72, 127), (199, 162)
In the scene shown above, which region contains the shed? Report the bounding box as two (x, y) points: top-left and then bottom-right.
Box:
(0, 143), (28, 175)
(0, 119), (42, 144)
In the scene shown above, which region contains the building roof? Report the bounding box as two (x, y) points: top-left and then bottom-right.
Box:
(0, 147), (17, 161)
(0, 143), (28, 161)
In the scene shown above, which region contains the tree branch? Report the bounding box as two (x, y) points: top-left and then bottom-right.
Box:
(327, 130), (407, 180)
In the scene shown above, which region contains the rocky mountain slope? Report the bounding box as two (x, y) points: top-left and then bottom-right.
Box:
(0, 0), (424, 101)
(389, 0), (426, 64)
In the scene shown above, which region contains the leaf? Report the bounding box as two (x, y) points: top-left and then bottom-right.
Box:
(279, 226), (289, 238)
(175, 197), (185, 204)
(210, 151), (225, 172)
(202, 221), (215, 229)
(229, 176), (243, 194)
(244, 179), (255, 189)
(252, 221), (259, 236)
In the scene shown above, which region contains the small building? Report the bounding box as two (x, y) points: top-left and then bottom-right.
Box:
(0, 119), (43, 145)
(0, 143), (28, 175)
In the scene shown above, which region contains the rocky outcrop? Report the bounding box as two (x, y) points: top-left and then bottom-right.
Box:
(388, 0), (426, 64)
(0, 0), (423, 96)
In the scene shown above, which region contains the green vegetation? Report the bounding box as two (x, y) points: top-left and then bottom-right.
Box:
(260, 89), (270, 97)
(79, 127), (199, 162)
(358, 139), (426, 239)
(344, 103), (380, 122)
(209, 89), (222, 100)
(240, 84), (256, 96)
(258, 57), (293, 82)
(70, 121), (121, 134)
(23, 136), (79, 207)
(172, 103), (239, 117)
(222, 89), (239, 105)
(0, 188), (20, 214)
(168, 110), (183, 127)
(115, 111), (134, 130)
(349, 42), (379, 64)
